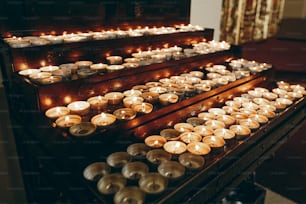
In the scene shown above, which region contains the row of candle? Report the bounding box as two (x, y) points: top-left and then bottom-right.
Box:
(45, 62), (259, 132)
(17, 40), (231, 84)
(141, 81), (304, 156)
(229, 58), (272, 73)
(45, 65), (235, 127)
(5, 24), (205, 48)
(80, 81), (305, 199)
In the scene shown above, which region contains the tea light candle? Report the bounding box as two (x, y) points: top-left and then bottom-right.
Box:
(67, 101), (90, 115)
(253, 98), (271, 106)
(164, 141), (187, 154)
(75, 61), (93, 69)
(257, 109), (276, 119)
(189, 71), (204, 78)
(87, 95), (108, 110)
(52, 68), (72, 79)
(197, 112), (215, 121)
(259, 104), (276, 112)
(214, 128), (235, 140)
(229, 125), (251, 139)
(230, 112), (249, 121)
(272, 88), (287, 96)
(208, 108), (226, 117)
(113, 108), (137, 120)
(186, 142), (211, 156)
(90, 63), (108, 72)
(29, 72), (52, 81)
(106, 65), (125, 72)
(145, 135), (167, 148)
(123, 89), (142, 97)
(179, 132), (202, 144)
(159, 93), (179, 105)
(262, 92), (278, 101)
(205, 120), (226, 130)
(45, 106), (70, 119)
(122, 62), (139, 69)
(233, 97), (250, 103)
(91, 112), (116, 127)
(174, 123), (194, 133)
(225, 100), (242, 108)
(216, 115), (236, 127)
(105, 92), (124, 105)
(186, 117), (205, 126)
(222, 106), (240, 114)
(141, 92), (159, 103)
(238, 118), (260, 131)
(106, 56), (123, 65)
(160, 128), (181, 141)
(131, 102), (153, 114)
(248, 90), (263, 98)
(276, 98), (293, 106)
(202, 135), (225, 148)
(194, 83), (211, 93)
(18, 69), (41, 76)
(132, 85), (148, 92)
(242, 102), (259, 110)
(124, 58), (140, 63)
(37, 76), (62, 84)
(40, 65), (59, 72)
(123, 96), (144, 108)
(149, 86), (167, 94)
(55, 114), (82, 128)
(254, 87), (269, 93)
(193, 125), (214, 137)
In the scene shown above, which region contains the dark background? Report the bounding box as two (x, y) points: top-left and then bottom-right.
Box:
(0, 0), (190, 36)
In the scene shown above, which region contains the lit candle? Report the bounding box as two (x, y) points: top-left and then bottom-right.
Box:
(123, 96), (144, 108)
(45, 106), (70, 119)
(262, 92), (278, 101)
(216, 115), (236, 127)
(67, 101), (90, 115)
(205, 120), (226, 130)
(186, 142), (211, 155)
(276, 98), (293, 106)
(214, 128), (235, 140)
(159, 93), (179, 105)
(208, 108), (226, 117)
(229, 125), (251, 139)
(222, 106), (240, 114)
(75, 60), (93, 69)
(238, 118), (260, 131)
(149, 86), (167, 94)
(106, 65), (125, 72)
(141, 92), (159, 104)
(174, 123), (194, 133)
(179, 132), (202, 144)
(90, 63), (108, 73)
(131, 102), (153, 114)
(55, 114), (82, 128)
(225, 100), (242, 108)
(202, 135), (225, 148)
(163, 141), (187, 154)
(87, 95), (108, 110)
(39, 65), (59, 72)
(29, 72), (52, 81)
(145, 135), (167, 148)
(113, 108), (137, 120)
(197, 112), (215, 121)
(106, 56), (123, 65)
(37, 76), (62, 84)
(104, 92), (124, 105)
(18, 69), (41, 76)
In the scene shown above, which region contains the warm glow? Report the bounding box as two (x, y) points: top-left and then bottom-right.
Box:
(44, 97), (53, 106)
(40, 60), (46, 66)
(64, 96), (72, 104)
